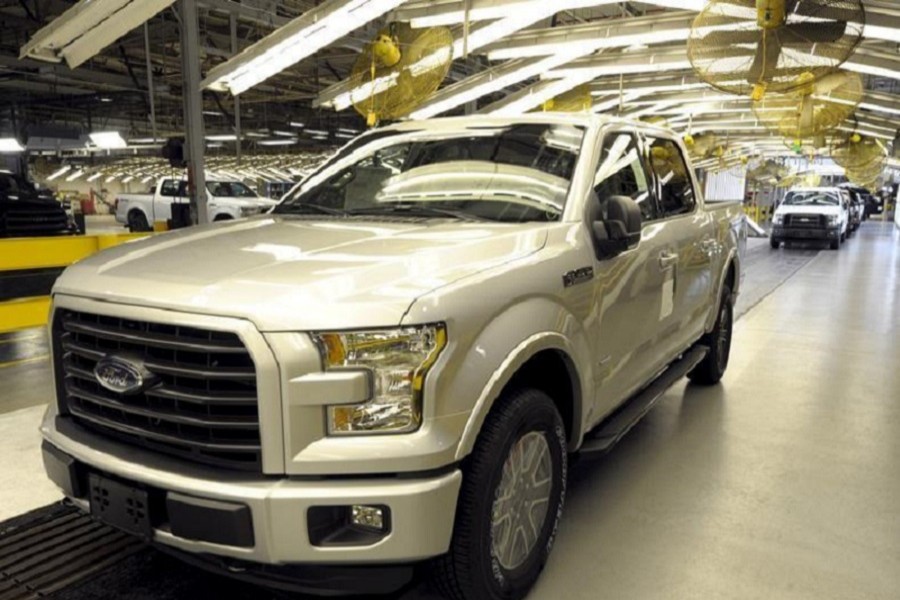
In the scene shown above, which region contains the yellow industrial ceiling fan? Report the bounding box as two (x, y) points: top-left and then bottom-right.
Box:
(752, 70), (863, 139)
(349, 23), (453, 126)
(830, 131), (886, 170)
(688, 0), (865, 99)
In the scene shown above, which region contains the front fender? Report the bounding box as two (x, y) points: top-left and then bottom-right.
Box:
(425, 297), (593, 461)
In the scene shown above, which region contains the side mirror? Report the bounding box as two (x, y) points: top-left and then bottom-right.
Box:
(592, 195), (642, 259)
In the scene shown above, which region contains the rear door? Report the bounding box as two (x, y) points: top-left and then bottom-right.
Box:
(643, 133), (716, 364)
(154, 179), (180, 222)
(587, 127), (670, 417)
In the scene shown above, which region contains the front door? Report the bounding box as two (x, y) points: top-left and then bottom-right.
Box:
(586, 128), (670, 419)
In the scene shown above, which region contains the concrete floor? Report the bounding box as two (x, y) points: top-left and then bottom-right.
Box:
(534, 221), (900, 600)
(0, 222), (897, 598)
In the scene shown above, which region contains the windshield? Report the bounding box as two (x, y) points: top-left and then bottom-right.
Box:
(783, 191), (839, 206)
(206, 181), (258, 198)
(275, 123), (585, 223)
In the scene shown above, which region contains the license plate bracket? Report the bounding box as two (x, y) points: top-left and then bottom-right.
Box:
(89, 473), (152, 538)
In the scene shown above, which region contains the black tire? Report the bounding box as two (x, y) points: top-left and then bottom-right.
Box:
(432, 388), (567, 600)
(688, 284), (733, 386)
(127, 210), (150, 232)
(769, 238), (780, 249)
(830, 238), (840, 250)
(840, 231), (846, 243)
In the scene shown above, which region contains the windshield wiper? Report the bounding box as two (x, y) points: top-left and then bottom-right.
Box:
(276, 202), (347, 216)
(347, 204), (491, 222)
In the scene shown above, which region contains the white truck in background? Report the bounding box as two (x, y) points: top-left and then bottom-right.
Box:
(771, 187), (851, 250)
(115, 177), (276, 231)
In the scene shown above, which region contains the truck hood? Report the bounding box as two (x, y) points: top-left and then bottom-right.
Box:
(210, 196), (278, 208)
(776, 205), (841, 216)
(54, 216), (548, 330)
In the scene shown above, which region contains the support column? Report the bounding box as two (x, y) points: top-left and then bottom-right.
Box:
(179, 0), (207, 224)
(230, 14), (242, 167)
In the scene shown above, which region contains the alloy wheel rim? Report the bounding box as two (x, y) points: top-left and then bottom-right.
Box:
(490, 431), (553, 571)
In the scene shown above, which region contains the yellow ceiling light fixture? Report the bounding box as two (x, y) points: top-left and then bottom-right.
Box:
(688, 0), (866, 98)
(349, 23), (454, 127)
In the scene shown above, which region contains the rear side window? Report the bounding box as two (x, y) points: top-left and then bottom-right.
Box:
(594, 131), (657, 221)
(645, 137), (696, 217)
(160, 180), (179, 196)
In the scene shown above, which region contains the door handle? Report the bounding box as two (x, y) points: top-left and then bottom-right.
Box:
(659, 252), (678, 269)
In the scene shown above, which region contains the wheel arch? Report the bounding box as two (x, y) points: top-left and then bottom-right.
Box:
(454, 331), (589, 461)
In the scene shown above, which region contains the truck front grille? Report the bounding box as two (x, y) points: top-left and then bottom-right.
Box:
(54, 309), (262, 471)
(785, 214), (826, 229)
(2, 205), (70, 236)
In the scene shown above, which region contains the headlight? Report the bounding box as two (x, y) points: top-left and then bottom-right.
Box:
(314, 324), (447, 435)
(827, 215), (839, 225)
(773, 214), (783, 225)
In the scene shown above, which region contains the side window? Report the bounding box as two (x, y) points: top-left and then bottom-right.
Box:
(593, 131), (657, 221)
(646, 137), (696, 217)
(160, 180), (179, 196)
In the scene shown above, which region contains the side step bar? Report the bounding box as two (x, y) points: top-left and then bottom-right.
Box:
(579, 345), (709, 457)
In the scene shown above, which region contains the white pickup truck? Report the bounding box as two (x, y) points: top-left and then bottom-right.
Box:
(115, 177), (276, 231)
(42, 115), (745, 599)
(771, 187), (850, 250)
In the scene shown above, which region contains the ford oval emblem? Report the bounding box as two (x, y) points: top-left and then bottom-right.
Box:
(94, 356), (147, 395)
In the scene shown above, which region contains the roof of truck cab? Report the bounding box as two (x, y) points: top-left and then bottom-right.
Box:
(381, 113), (674, 137)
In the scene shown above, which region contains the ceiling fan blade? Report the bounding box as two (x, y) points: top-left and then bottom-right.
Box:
(699, 30), (762, 46)
(779, 21), (847, 45)
(813, 71), (848, 95)
(747, 30), (783, 84)
(791, 0), (860, 23)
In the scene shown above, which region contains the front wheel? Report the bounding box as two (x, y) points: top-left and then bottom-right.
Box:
(688, 284), (733, 385)
(432, 388), (567, 600)
(830, 238), (840, 250)
(769, 238), (780, 249)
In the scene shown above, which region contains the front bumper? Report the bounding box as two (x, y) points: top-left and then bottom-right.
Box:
(41, 418), (462, 567)
(771, 225), (840, 240)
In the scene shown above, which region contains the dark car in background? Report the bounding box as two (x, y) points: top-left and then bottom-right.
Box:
(0, 171), (75, 238)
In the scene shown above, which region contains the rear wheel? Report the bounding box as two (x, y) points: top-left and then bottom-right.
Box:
(127, 210), (150, 232)
(688, 284), (733, 386)
(432, 388), (567, 600)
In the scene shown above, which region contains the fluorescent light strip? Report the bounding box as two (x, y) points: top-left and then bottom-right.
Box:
(0, 138), (25, 153)
(408, 0), (540, 28)
(90, 131), (127, 149)
(46, 166), (72, 181)
(487, 73), (598, 116)
(258, 139), (298, 146)
(86, 173), (103, 183)
(206, 134), (239, 141)
(65, 169), (85, 182)
(203, 0), (407, 95)
(412, 49), (590, 120)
